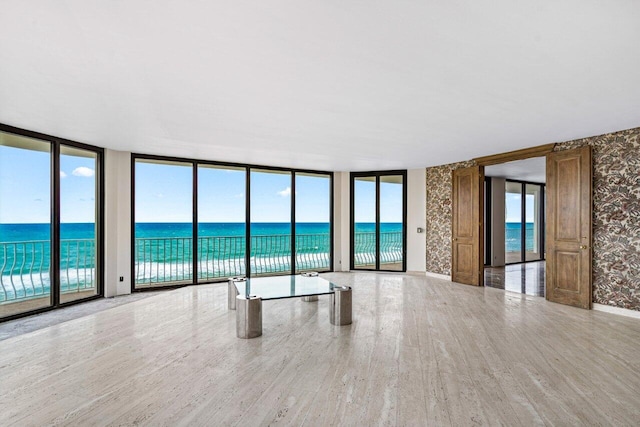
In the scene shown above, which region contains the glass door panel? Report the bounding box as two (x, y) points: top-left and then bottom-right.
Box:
(353, 176), (377, 269)
(250, 169), (292, 276)
(197, 165), (246, 281)
(379, 175), (404, 271)
(295, 173), (331, 273)
(0, 132), (52, 317)
(59, 146), (99, 303)
(525, 184), (542, 261)
(134, 159), (193, 288)
(505, 181), (522, 264)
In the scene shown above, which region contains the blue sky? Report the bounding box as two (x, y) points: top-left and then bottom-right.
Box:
(0, 145), (96, 223)
(506, 193), (536, 223)
(1, 146), (533, 225)
(135, 162), (331, 223)
(353, 178), (403, 223)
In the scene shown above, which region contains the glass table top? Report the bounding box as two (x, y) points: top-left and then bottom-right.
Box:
(234, 275), (338, 300)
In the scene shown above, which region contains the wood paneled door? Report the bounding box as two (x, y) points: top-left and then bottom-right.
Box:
(451, 166), (483, 286)
(546, 146), (592, 309)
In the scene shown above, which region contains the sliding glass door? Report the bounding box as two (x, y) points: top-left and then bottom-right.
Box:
(525, 184), (544, 261)
(351, 171), (406, 271)
(0, 126), (103, 321)
(505, 180), (545, 264)
(59, 146), (99, 303)
(0, 132), (52, 317)
(352, 176), (377, 269)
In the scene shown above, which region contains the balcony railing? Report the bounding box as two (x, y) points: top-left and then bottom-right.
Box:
(353, 231), (403, 267)
(0, 239), (96, 303)
(134, 233), (332, 286)
(2, 231), (404, 301)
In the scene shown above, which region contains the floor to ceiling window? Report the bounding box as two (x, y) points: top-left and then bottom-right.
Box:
(505, 181), (523, 264)
(525, 183), (544, 262)
(134, 159), (193, 288)
(0, 125), (103, 321)
(59, 146), (100, 303)
(197, 165), (246, 281)
(132, 155), (332, 289)
(295, 173), (332, 273)
(250, 169), (292, 276)
(505, 180), (545, 264)
(351, 171), (406, 272)
(352, 176), (377, 269)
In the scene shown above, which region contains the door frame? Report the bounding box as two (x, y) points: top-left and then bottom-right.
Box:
(464, 143), (557, 289)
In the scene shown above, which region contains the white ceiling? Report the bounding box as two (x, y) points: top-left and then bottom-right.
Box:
(1, 1), (639, 171)
(485, 157), (546, 183)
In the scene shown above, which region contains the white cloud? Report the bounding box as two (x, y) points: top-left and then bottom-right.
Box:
(233, 193), (244, 199)
(72, 166), (95, 177)
(156, 193), (165, 198)
(277, 187), (291, 197)
(60, 171), (67, 178)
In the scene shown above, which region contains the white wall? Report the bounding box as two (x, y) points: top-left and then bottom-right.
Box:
(104, 149), (131, 297)
(406, 168), (426, 273)
(490, 177), (506, 266)
(333, 171), (351, 272)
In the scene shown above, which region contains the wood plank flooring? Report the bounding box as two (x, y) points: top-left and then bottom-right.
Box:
(1, 272), (639, 426)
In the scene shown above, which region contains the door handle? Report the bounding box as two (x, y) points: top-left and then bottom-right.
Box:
(580, 245), (588, 250)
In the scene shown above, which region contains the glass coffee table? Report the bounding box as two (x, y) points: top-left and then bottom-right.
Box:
(228, 275), (352, 338)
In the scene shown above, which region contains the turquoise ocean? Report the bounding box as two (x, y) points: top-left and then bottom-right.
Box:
(506, 222), (537, 252)
(0, 222), (403, 278)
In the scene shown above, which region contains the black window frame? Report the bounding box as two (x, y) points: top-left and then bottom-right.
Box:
(131, 153), (334, 291)
(0, 123), (104, 322)
(349, 170), (408, 272)
(504, 178), (546, 265)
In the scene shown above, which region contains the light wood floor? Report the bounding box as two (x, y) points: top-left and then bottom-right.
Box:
(1, 272), (639, 426)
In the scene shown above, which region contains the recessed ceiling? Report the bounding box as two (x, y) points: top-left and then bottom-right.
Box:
(485, 157), (546, 183)
(1, 1), (639, 171)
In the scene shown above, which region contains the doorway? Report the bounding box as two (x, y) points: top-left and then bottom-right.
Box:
(350, 171), (407, 272)
(484, 157), (546, 297)
(452, 144), (593, 309)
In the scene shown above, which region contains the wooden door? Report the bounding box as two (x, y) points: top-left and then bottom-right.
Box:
(546, 146), (592, 309)
(452, 166), (483, 285)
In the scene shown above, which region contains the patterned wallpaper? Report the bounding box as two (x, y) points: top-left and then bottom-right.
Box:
(425, 127), (640, 311)
(425, 160), (475, 275)
(554, 128), (640, 311)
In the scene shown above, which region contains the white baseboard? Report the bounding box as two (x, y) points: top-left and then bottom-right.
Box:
(593, 303), (640, 320)
(425, 271), (451, 281)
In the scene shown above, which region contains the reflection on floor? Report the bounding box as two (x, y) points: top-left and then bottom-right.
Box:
(484, 261), (545, 297)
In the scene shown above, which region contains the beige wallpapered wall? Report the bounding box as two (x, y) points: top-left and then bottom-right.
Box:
(425, 127), (640, 311)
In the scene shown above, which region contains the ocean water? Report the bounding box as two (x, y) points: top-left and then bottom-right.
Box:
(1, 223), (404, 285)
(505, 222), (536, 252)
